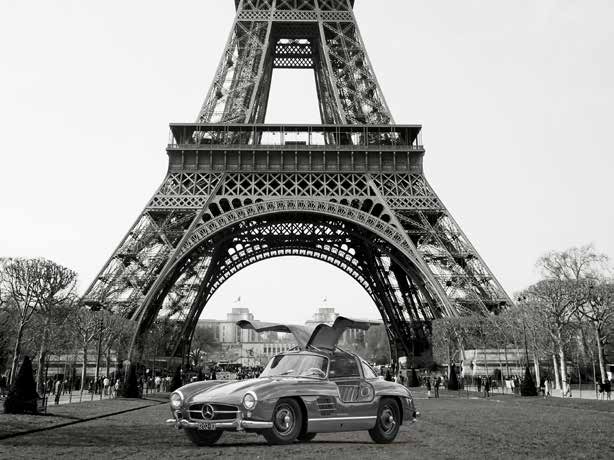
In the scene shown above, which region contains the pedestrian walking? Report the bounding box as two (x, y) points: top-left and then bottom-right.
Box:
(434, 376), (441, 398)
(426, 377), (432, 398)
(598, 382), (604, 400)
(605, 380), (611, 401)
(484, 377), (491, 398)
(563, 379), (572, 398)
(114, 379), (120, 398)
(477, 376), (482, 394)
(544, 379), (551, 399)
(103, 376), (110, 396)
(54, 380), (63, 405)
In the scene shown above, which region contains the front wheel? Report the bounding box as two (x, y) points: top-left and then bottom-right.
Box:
(262, 398), (303, 445)
(368, 398), (401, 444)
(184, 429), (223, 446)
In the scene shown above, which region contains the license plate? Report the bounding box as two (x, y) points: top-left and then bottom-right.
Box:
(198, 422), (216, 431)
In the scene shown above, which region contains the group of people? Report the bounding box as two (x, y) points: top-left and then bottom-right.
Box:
(236, 366), (264, 380)
(143, 375), (172, 393)
(475, 376), (493, 397)
(424, 375), (443, 398)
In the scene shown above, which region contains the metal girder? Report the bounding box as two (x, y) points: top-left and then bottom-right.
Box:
(83, 0), (513, 364)
(196, 0), (390, 125)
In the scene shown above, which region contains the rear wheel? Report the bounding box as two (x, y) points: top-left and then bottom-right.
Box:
(184, 429), (223, 446)
(262, 398), (302, 445)
(368, 398), (400, 444)
(297, 432), (317, 442)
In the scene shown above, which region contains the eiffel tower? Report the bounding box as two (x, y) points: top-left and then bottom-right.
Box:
(83, 0), (512, 364)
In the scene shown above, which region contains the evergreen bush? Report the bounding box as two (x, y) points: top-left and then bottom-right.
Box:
(170, 367), (182, 392)
(520, 366), (538, 396)
(447, 366), (460, 391)
(119, 364), (140, 398)
(4, 356), (39, 414)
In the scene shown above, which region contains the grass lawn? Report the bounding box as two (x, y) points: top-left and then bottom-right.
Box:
(410, 388), (613, 458)
(0, 397), (164, 439)
(0, 389), (612, 459)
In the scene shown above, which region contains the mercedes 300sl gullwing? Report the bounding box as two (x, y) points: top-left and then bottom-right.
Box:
(167, 316), (419, 446)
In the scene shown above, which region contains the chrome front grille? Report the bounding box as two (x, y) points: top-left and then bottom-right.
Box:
(188, 403), (240, 421)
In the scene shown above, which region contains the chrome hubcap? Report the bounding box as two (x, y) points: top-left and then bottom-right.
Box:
(274, 405), (295, 436)
(380, 406), (396, 434)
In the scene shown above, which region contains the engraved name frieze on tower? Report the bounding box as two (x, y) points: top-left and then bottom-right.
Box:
(83, 0), (512, 363)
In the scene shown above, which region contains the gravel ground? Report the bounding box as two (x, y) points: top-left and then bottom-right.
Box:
(0, 390), (612, 459)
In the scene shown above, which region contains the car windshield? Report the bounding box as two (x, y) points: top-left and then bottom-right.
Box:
(260, 354), (328, 379)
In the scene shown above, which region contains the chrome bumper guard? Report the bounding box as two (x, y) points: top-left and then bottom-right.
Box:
(166, 412), (272, 431)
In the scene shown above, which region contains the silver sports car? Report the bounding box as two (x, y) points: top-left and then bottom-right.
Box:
(167, 316), (419, 446)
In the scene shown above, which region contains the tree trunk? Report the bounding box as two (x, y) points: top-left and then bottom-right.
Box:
(446, 342), (452, 380)
(552, 354), (560, 390)
(533, 352), (541, 388)
(94, 329), (102, 382)
(36, 319), (50, 393)
(80, 347), (88, 392)
(105, 348), (111, 377)
(595, 324), (607, 384)
(558, 346), (568, 396)
(503, 344), (510, 378)
(9, 321), (26, 386)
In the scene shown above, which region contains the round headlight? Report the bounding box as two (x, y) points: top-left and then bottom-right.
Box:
(242, 391), (257, 410)
(170, 392), (183, 409)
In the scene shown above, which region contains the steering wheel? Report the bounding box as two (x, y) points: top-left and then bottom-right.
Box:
(302, 367), (326, 378)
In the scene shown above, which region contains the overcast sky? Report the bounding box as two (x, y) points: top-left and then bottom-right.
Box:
(1, 0), (612, 324)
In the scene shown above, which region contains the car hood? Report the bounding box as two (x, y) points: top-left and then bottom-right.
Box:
(188, 377), (319, 405)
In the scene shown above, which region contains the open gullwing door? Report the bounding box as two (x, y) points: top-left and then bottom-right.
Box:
(306, 316), (381, 350)
(237, 316), (381, 351)
(236, 320), (315, 350)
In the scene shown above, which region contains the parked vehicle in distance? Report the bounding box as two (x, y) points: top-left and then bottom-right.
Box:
(167, 317), (419, 446)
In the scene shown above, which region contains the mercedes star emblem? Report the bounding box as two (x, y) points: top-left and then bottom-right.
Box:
(202, 404), (215, 420)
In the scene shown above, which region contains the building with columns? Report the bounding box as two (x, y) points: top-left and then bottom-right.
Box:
(197, 299), (369, 365)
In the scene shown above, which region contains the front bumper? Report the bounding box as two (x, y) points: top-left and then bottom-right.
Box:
(166, 412), (272, 431)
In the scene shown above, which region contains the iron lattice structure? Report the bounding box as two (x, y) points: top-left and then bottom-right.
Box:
(83, 0), (512, 363)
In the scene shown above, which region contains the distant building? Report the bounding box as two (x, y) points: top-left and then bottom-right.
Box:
(199, 306), (261, 343)
(197, 301), (371, 365)
(198, 303), (296, 365)
(305, 303), (367, 347)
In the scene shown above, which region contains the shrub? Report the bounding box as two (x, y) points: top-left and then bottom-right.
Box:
(119, 364), (140, 398)
(520, 366), (538, 396)
(4, 356), (39, 414)
(170, 367), (182, 392)
(447, 366), (460, 391)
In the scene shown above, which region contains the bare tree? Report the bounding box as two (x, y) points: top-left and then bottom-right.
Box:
(537, 245), (608, 282)
(100, 312), (134, 377)
(524, 280), (579, 396)
(0, 258), (46, 385)
(579, 281), (614, 383)
(537, 245), (611, 386)
(32, 261), (77, 392)
(69, 307), (99, 391)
